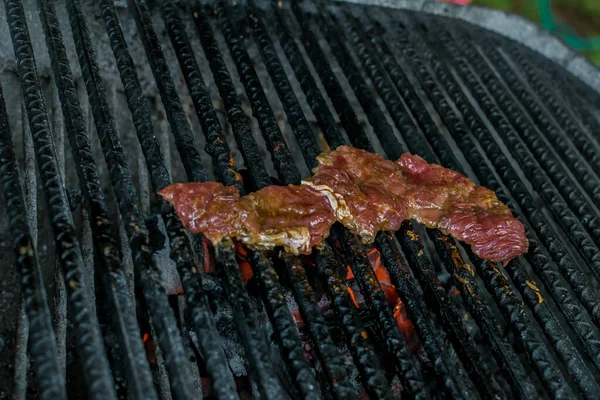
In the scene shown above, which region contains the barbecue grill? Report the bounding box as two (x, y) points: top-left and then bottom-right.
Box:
(1, 0), (600, 398)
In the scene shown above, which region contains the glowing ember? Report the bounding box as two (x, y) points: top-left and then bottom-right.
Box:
(234, 242), (254, 284)
(142, 333), (157, 365)
(347, 287), (360, 308)
(346, 265), (354, 280)
(394, 300), (419, 352)
(206, 239), (419, 352)
(365, 247), (417, 350)
(366, 248), (398, 305)
(292, 310), (303, 327)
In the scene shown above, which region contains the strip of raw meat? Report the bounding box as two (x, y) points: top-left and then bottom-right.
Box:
(158, 182), (336, 255)
(303, 146), (528, 262)
(159, 146), (528, 263)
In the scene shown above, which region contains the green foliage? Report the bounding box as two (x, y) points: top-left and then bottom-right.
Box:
(470, 0), (600, 66)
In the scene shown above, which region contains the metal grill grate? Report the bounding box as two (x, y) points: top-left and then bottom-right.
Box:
(1, 0), (600, 399)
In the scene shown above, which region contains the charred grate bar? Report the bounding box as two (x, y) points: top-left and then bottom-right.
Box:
(2, 0), (600, 398)
(214, 2), (393, 397)
(4, 0), (116, 398)
(35, 0), (158, 397)
(192, 7), (356, 398)
(338, 10), (598, 398)
(0, 79), (66, 400)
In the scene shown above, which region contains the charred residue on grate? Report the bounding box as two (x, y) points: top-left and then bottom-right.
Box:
(1, 0), (600, 399)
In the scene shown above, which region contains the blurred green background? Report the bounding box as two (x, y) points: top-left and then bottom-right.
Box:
(472, 0), (600, 66)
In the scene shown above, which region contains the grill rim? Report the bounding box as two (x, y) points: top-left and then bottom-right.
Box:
(333, 0), (600, 95)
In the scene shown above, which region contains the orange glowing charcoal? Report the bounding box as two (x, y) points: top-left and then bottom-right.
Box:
(346, 265), (355, 280)
(235, 242), (248, 257)
(292, 310), (304, 327)
(142, 333), (157, 365)
(367, 248), (399, 305)
(238, 260), (253, 285)
(233, 242), (254, 284)
(393, 299), (419, 352)
(347, 287), (360, 308)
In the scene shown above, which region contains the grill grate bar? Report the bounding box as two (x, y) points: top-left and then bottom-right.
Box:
(65, 0), (203, 397)
(216, 2), (300, 184)
(340, 13), (436, 166)
(247, 0), (321, 168)
(36, 0), (157, 397)
(127, 0), (206, 183)
(475, 253), (600, 399)
(517, 48), (600, 150)
(360, 11), (598, 376)
(464, 34), (600, 220)
(216, 2), (393, 397)
(216, 1), (301, 185)
(213, 242), (287, 400)
(281, 255), (356, 399)
(246, 5), (429, 396)
(291, 2), (374, 153)
(401, 226), (512, 399)
(159, 0), (243, 192)
(310, 245), (394, 399)
(430, 232), (574, 399)
(192, 5), (273, 190)
(485, 39), (600, 192)
(272, 5), (345, 150)
(405, 17), (600, 328)
(288, 3), (479, 397)
(246, 248), (322, 399)
(193, 6), (355, 398)
(337, 226), (431, 399)
(158, 2), (320, 397)
(381, 9), (600, 334)
(312, 10), (404, 160)
(440, 28), (600, 248)
(95, 0), (240, 397)
(375, 233), (477, 399)
(357, 17), (600, 395)
(401, 224), (540, 399)
(448, 33), (600, 252)
(0, 83), (66, 400)
(4, 0), (117, 398)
